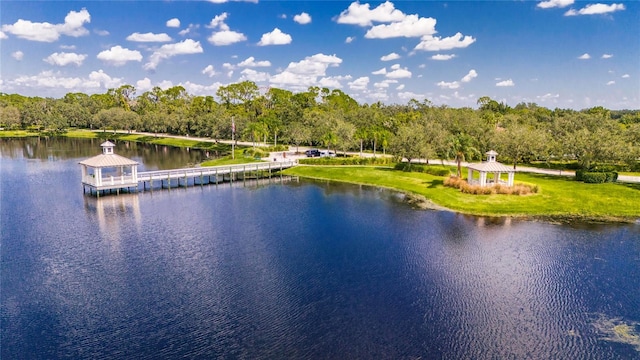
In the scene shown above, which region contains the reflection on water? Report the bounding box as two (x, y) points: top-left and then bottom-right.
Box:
(84, 194), (142, 248)
(0, 136), (207, 170)
(2, 138), (640, 359)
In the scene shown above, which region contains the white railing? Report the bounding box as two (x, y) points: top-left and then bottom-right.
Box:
(137, 160), (297, 182)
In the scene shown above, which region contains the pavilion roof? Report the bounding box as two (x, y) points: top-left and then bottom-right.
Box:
(468, 161), (514, 173)
(79, 154), (138, 168)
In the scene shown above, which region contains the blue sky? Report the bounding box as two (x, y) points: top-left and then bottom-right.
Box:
(1, 0), (638, 109)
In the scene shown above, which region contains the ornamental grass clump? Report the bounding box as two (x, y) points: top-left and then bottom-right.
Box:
(444, 176), (538, 195)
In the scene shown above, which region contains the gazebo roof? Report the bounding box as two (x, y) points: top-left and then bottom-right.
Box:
(468, 161), (514, 173)
(79, 153), (138, 168)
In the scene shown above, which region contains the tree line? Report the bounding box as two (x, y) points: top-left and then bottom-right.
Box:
(1, 81), (639, 171)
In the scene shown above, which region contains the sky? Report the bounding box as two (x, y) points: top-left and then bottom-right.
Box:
(0, 0), (638, 110)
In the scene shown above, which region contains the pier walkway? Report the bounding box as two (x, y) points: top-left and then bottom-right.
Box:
(83, 160), (297, 196)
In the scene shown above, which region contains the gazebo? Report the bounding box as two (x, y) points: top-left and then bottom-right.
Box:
(80, 141), (139, 195)
(467, 150), (515, 187)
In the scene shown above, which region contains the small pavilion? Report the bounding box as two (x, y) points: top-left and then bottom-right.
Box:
(80, 141), (139, 195)
(467, 150), (515, 187)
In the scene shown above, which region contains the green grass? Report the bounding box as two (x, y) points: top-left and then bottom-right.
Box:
(284, 165), (640, 222)
(60, 129), (99, 138)
(200, 149), (264, 166)
(0, 130), (40, 137)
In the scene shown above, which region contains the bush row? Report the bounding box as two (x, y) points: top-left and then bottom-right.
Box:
(299, 157), (394, 166)
(444, 176), (539, 195)
(394, 163), (451, 176)
(243, 148), (269, 158)
(575, 170), (618, 183)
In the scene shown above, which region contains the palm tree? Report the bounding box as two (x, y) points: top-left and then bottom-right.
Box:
(448, 133), (480, 178)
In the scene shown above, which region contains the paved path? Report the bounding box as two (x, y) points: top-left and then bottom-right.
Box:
(105, 131), (640, 183)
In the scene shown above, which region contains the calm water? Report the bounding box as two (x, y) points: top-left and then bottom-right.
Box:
(2, 138), (639, 359)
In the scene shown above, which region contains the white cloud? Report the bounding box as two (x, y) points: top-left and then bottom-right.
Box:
(345, 36), (356, 43)
(565, 3), (625, 16)
(380, 53), (400, 61)
(537, 93), (560, 102)
(208, 30), (247, 45)
(396, 84), (405, 90)
(239, 68), (271, 82)
(208, 13), (231, 30)
(136, 77), (153, 92)
(365, 14), (437, 39)
(1, 8), (90, 42)
(372, 68), (387, 75)
(336, 1), (406, 27)
(319, 76), (349, 89)
(578, 53), (591, 60)
(461, 69), (478, 83)
(601, 54), (613, 59)
(373, 79), (397, 89)
(0, 31), (7, 39)
(144, 39), (203, 70)
(202, 65), (216, 77)
(257, 28), (292, 46)
(60, 44), (76, 50)
(206, 13), (247, 45)
(437, 81), (460, 89)
(348, 76), (370, 91)
(294, 12), (312, 25)
(496, 79), (515, 87)
(94, 29), (109, 36)
(431, 54), (456, 61)
(10, 70), (90, 91)
(386, 66), (411, 79)
(179, 24), (199, 36)
(166, 18), (181, 28)
(397, 91), (426, 102)
(88, 69), (124, 88)
(181, 81), (224, 97)
(606, 80), (615, 85)
(414, 32), (476, 51)
(270, 53), (342, 88)
(44, 52), (87, 66)
(97, 46), (143, 66)
(11, 51), (24, 61)
(537, 0), (574, 9)
(237, 56), (271, 67)
(126, 32), (172, 42)
(622, 74), (630, 78)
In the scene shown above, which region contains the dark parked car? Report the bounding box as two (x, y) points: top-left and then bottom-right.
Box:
(305, 149), (321, 157)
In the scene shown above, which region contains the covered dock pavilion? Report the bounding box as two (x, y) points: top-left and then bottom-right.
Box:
(467, 150), (515, 187)
(79, 141), (139, 196)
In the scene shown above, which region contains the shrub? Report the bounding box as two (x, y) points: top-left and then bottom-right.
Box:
(444, 176), (538, 195)
(394, 163), (451, 176)
(299, 157), (394, 166)
(575, 170), (618, 183)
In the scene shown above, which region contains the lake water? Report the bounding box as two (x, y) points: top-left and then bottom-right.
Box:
(2, 138), (639, 359)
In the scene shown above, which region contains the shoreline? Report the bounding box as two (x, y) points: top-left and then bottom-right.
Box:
(284, 169), (640, 225)
(4, 130), (640, 224)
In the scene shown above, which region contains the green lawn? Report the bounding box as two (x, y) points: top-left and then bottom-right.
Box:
(200, 149), (264, 166)
(284, 165), (640, 222)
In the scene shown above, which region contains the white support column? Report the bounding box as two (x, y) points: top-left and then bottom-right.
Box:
(508, 172), (515, 186)
(480, 172), (487, 187)
(96, 168), (102, 186)
(467, 168), (472, 182)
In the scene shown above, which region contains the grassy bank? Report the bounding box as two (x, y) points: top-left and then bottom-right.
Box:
(283, 165), (640, 222)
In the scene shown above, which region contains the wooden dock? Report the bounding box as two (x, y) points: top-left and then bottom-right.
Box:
(82, 160), (297, 196)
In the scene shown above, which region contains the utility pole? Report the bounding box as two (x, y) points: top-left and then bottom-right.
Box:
(231, 116), (235, 159)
